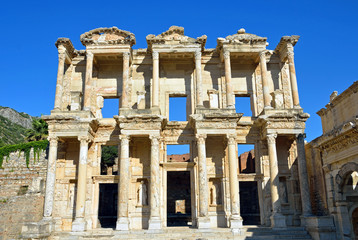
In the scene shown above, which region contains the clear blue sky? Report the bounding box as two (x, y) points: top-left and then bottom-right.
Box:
(0, 0), (357, 143)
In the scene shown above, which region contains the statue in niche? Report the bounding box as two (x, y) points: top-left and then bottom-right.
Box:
(210, 183), (220, 205)
(279, 180), (288, 203)
(137, 181), (147, 206)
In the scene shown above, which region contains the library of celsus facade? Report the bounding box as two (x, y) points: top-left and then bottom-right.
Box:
(27, 26), (314, 236)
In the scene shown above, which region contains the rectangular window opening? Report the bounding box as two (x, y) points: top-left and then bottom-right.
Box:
(238, 144), (255, 174)
(169, 96), (187, 121)
(167, 144), (190, 162)
(101, 145), (119, 175)
(102, 98), (119, 118)
(235, 95), (252, 116)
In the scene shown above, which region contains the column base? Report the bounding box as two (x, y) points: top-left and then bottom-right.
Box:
(72, 218), (86, 232)
(21, 217), (54, 239)
(116, 217), (130, 231)
(148, 217), (162, 230)
(270, 213), (286, 228)
(197, 217), (211, 229)
(229, 215), (243, 234)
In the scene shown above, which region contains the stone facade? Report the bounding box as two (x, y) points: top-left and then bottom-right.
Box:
(305, 81), (358, 240)
(0, 149), (47, 239)
(21, 26), (313, 239)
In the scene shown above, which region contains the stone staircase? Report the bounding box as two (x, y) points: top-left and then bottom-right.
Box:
(50, 226), (312, 240)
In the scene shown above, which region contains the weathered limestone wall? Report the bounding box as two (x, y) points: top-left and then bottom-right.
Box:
(0, 149), (47, 240)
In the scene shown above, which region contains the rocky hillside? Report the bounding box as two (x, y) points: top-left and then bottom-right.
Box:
(0, 106), (35, 146)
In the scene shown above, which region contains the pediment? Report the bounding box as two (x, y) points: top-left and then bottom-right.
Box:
(80, 27), (136, 46)
(217, 28), (267, 46)
(146, 26), (207, 50)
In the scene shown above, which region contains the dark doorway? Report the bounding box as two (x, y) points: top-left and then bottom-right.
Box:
(352, 207), (358, 239)
(167, 171), (192, 226)
(239, 181), (260, 225)
(98, 183), (118, 228)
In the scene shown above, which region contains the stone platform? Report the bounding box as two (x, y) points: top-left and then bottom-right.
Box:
(48, 226), (312, 240)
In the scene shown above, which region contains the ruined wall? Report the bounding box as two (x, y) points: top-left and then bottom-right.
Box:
(0, 148), (47, 240)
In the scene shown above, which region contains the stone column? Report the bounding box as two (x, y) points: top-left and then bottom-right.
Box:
(196, 134), (210, 228)
(195, 50), (203, 108)
(72, 136), (90, 232)
(148, 135), (162, 230)
(116, 135), (130, 230)
(43, 136), (58, 218)
(121, 52), (130, 109)
(224, 50), (234, 108)
(83, 52), (94, 111)
(227, 134), (243, 231)
(296, 134), (312, 217)
(259, 51), (272, 109)
(54, 50), (66, 110)
(287, 50), (300, 107)
(152, 51), (159, 108)
(267, 134), (286, 228)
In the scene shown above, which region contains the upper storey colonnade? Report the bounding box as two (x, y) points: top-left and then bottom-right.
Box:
(53, 26), (301, 118)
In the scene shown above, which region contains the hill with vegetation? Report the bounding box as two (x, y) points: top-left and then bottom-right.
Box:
(0, 106), (37, 147)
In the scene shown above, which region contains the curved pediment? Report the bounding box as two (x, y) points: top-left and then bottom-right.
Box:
(80, 27), (136, 47)
(146, 26), (207, 51)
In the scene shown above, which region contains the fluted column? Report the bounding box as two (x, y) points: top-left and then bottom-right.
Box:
(116, 135), (130, 230)
(121, 52), (130, 109)
(224, 50), (234, 108)
(83, 52), (94, 111)
(54, 50), (66, 110)
(43, 136), (58, 218)
(267, 134), (286, 227)
(195, 50), (203, 108)
(196, 134), (210, 228)
(148, 135), (162, 230)
(227, 134), (243, 230)
(287, 50), (300, 107)
(259, 51), (271, 109)
(296, 134), (312, 217)
(152, 51), (159, 108)
(72, 136), (90, 232)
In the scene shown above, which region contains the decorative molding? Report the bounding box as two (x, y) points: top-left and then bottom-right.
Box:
(80, 27), (136, 46)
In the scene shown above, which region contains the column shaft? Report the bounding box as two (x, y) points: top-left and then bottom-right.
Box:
(148, 135), (161, 230)
(195, 50), (203, 107)
(152, 51), (159, 108)
(116, 135), (130, 230)
(267, 134), (286, 227)
(287, 51), (300, 107)
(224, 50), (234, 108)
(43, 137), (58, 218)
(296, 134), (312, 216)
(197, 134), (208, 217)
(121, 52), (130, 109)
(72, 136), (90, 231)
(260, 51), (271, 108)
(54, 52), (66, 110)
(83, 52), (94, 111)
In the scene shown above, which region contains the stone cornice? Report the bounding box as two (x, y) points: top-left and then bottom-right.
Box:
(274, 35), (299, 61)
(80, 27), (136, 47)
(55, 38), (75, 58)
(146, 26), (207, 52)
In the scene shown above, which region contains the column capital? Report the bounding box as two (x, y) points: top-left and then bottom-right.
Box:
(226, 134), (237, 145)
(58, 51), (66, 61)
(296, 133), (306, 143)
(123, 51), (130, 60)
(48, 136), (58, 146)
(86, 51), (94, 58)
(152, 51), (159, 60)
(149, 135), (161, 145)
(259, 50), (268, 58)
(78, 136), (90, 145)
(194, 49), (202, 59)
(223, 50), (230, 60)
(196, 134), (207, 144)
(267, 134), (277, 144)
(119, 134), (130, 143)
(287, 50), (294, 58)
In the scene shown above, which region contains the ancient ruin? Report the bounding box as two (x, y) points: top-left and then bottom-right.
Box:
(20, 26), (317, 239)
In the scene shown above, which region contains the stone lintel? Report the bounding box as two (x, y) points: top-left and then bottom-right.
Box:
(86, 45), (132, 55)
(115, 114), (166, 130)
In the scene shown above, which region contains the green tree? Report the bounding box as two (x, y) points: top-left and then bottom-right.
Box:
(25, 119), (48, 142)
